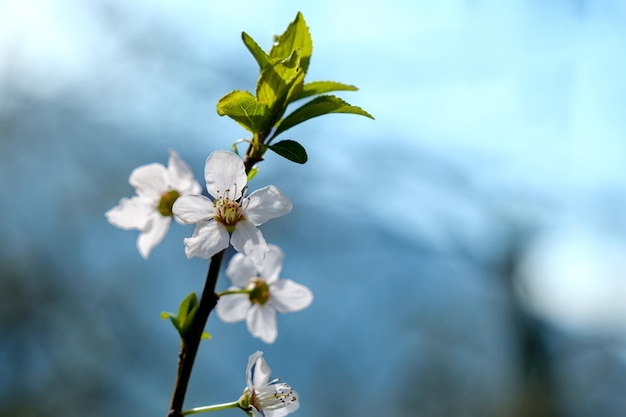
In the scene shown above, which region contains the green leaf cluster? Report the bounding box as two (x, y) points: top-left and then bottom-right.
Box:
(216, 12), (373, 164)
(161, 293), (211, 342)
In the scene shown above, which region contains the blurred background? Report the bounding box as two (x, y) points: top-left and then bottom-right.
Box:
(2, 1), (626, 416)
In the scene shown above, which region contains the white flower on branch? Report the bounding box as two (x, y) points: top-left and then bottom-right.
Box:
(217, 245), (313, 343)
(106, 150), (201, 259)
(172, 150), (292, 264)
(239, 351), (300, 417)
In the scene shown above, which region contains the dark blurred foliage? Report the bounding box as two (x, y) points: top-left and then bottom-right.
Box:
(0, 253), (116, 416)
(0, 92), (160, 416)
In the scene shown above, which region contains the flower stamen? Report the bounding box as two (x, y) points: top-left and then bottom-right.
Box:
(250, 382), (297, 412)
(213, 186), (246, 232)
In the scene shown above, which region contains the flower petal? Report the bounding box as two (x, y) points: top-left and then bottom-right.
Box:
(167, 150), (202, 195)
(246, 351), (265, 392)
(204, 150), (247, 200)
(172, 194), (215, 224)
(183, 221), (230, 259)
(216, 292), (250, 322)
(251, 350), (272, 387)
(259, 245), (284, 284)
(231, 221), (268, 265)
(137, 215), (171, 259)
(105, 196), (154, 230)
(269, 279), (313, 314)
(129, 163), (168, 201)
(245, 186), (293, 226)
(226, 253), (259, 287)
(247, 305), (277, 344)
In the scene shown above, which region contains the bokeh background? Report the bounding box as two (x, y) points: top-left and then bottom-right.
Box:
(2, 1), (626, 416)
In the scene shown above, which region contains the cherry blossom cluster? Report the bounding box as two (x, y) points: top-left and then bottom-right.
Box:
(105, 11), (371, 417)
(107, 150), (309, 417)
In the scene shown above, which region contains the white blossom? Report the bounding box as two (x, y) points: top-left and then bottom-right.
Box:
(240, 351), (299, 417)
(106, 150), (201, 258)
(173, 150), (292, 264)
(217, 245), (312, 343)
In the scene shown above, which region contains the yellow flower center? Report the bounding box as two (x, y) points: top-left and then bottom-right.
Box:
(248, 278), (270, 305)
(212, 187), (246, 232)
(157, 189), (181, 216)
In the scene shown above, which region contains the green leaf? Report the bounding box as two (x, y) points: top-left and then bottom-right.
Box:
(256, 49), (304, 127)
(294, 81), (358, 101)
(269, 139), (308, 164)
(270, 12), (312, 75)
(217, 90), (270, 134)
(242, 32), (270, 69)
(273, 95), (374, 138)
